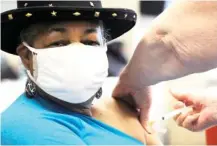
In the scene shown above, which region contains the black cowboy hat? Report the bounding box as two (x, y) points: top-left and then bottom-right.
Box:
(1, 0), (137, 55)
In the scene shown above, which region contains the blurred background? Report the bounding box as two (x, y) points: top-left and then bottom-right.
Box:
(1, 0), (217, 145)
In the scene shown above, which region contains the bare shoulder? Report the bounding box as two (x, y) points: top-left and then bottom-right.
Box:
(91, 96), (163, 145)
(92, 96), (138, 120)
(91, 96), (146, 144)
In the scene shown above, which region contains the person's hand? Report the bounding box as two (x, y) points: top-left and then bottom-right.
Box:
(114, 1), (217, 90)
(171, 88), (217, 132)
(112, 82), (153, 132)
(113, 1), (217, 132)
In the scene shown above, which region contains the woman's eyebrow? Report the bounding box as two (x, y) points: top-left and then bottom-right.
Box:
(83, 28), (97, 36)
(47, 26), (67, 34)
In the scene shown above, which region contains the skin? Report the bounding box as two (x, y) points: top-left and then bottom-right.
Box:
(112, 1), (217, 129)
(16, 21), (162, 145)
(172, 88), (217, 132)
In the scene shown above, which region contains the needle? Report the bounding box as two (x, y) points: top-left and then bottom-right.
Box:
(151, 105), (193, 124)
(148, 106), (193, 133)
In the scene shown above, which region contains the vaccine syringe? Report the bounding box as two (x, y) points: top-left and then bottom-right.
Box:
(149, 106), (193, 133)
(151, 105), (193, 123)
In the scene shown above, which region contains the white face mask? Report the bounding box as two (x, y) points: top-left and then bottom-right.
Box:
(23, 42), (108, 104)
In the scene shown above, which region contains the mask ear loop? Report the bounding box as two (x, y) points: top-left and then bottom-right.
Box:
(32, 53), (38, 80)
(23, 42), (38, 80)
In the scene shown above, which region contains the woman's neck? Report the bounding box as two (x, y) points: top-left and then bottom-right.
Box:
(36, 86), (94, 116)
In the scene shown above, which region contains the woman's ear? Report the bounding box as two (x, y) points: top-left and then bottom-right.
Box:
(16, 44), (32, 71)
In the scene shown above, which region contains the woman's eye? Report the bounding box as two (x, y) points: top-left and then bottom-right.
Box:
(81, 40), (100, 46)
(47, 40), (69, 48)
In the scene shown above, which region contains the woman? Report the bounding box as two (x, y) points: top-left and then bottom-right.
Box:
(1, 1), (161, 145)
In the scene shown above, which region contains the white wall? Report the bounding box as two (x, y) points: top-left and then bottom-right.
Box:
(1, 0), (16, 12)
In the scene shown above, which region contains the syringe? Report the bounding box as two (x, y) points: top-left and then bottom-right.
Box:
(149, 106), (193, 133)
(158, 105), (193, 122)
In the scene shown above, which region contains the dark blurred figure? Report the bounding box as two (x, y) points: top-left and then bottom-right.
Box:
(107, 42), (127, 76)
(1, 55), (18, 80)
(140, 1), (165, 16)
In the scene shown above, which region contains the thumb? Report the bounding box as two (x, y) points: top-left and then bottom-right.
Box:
(135, 87), (152, 130)
(140, 103), (151, 123)
(138, 89), (152, 129)
(140, 107), (152, 134)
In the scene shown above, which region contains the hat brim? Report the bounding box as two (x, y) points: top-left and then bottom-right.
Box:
(1, 7), (137, 55)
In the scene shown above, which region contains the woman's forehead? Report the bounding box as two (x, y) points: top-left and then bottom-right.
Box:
(21, 20), (104, 47)
(46, 21), (101, 33)
(52, 21), (100, 27)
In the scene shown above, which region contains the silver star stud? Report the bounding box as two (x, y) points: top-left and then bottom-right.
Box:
(94, 11), (100, 17)
(124, 14), (128, 18)
(25, 13), (32, 17)
(49, 3), (53, 7)
(51, 11), (57, 16)
(8, 14), (13, 20)
(112, 13), (117, 17)
(90, 2), (94, 7)
(73, 12), (81, 16)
